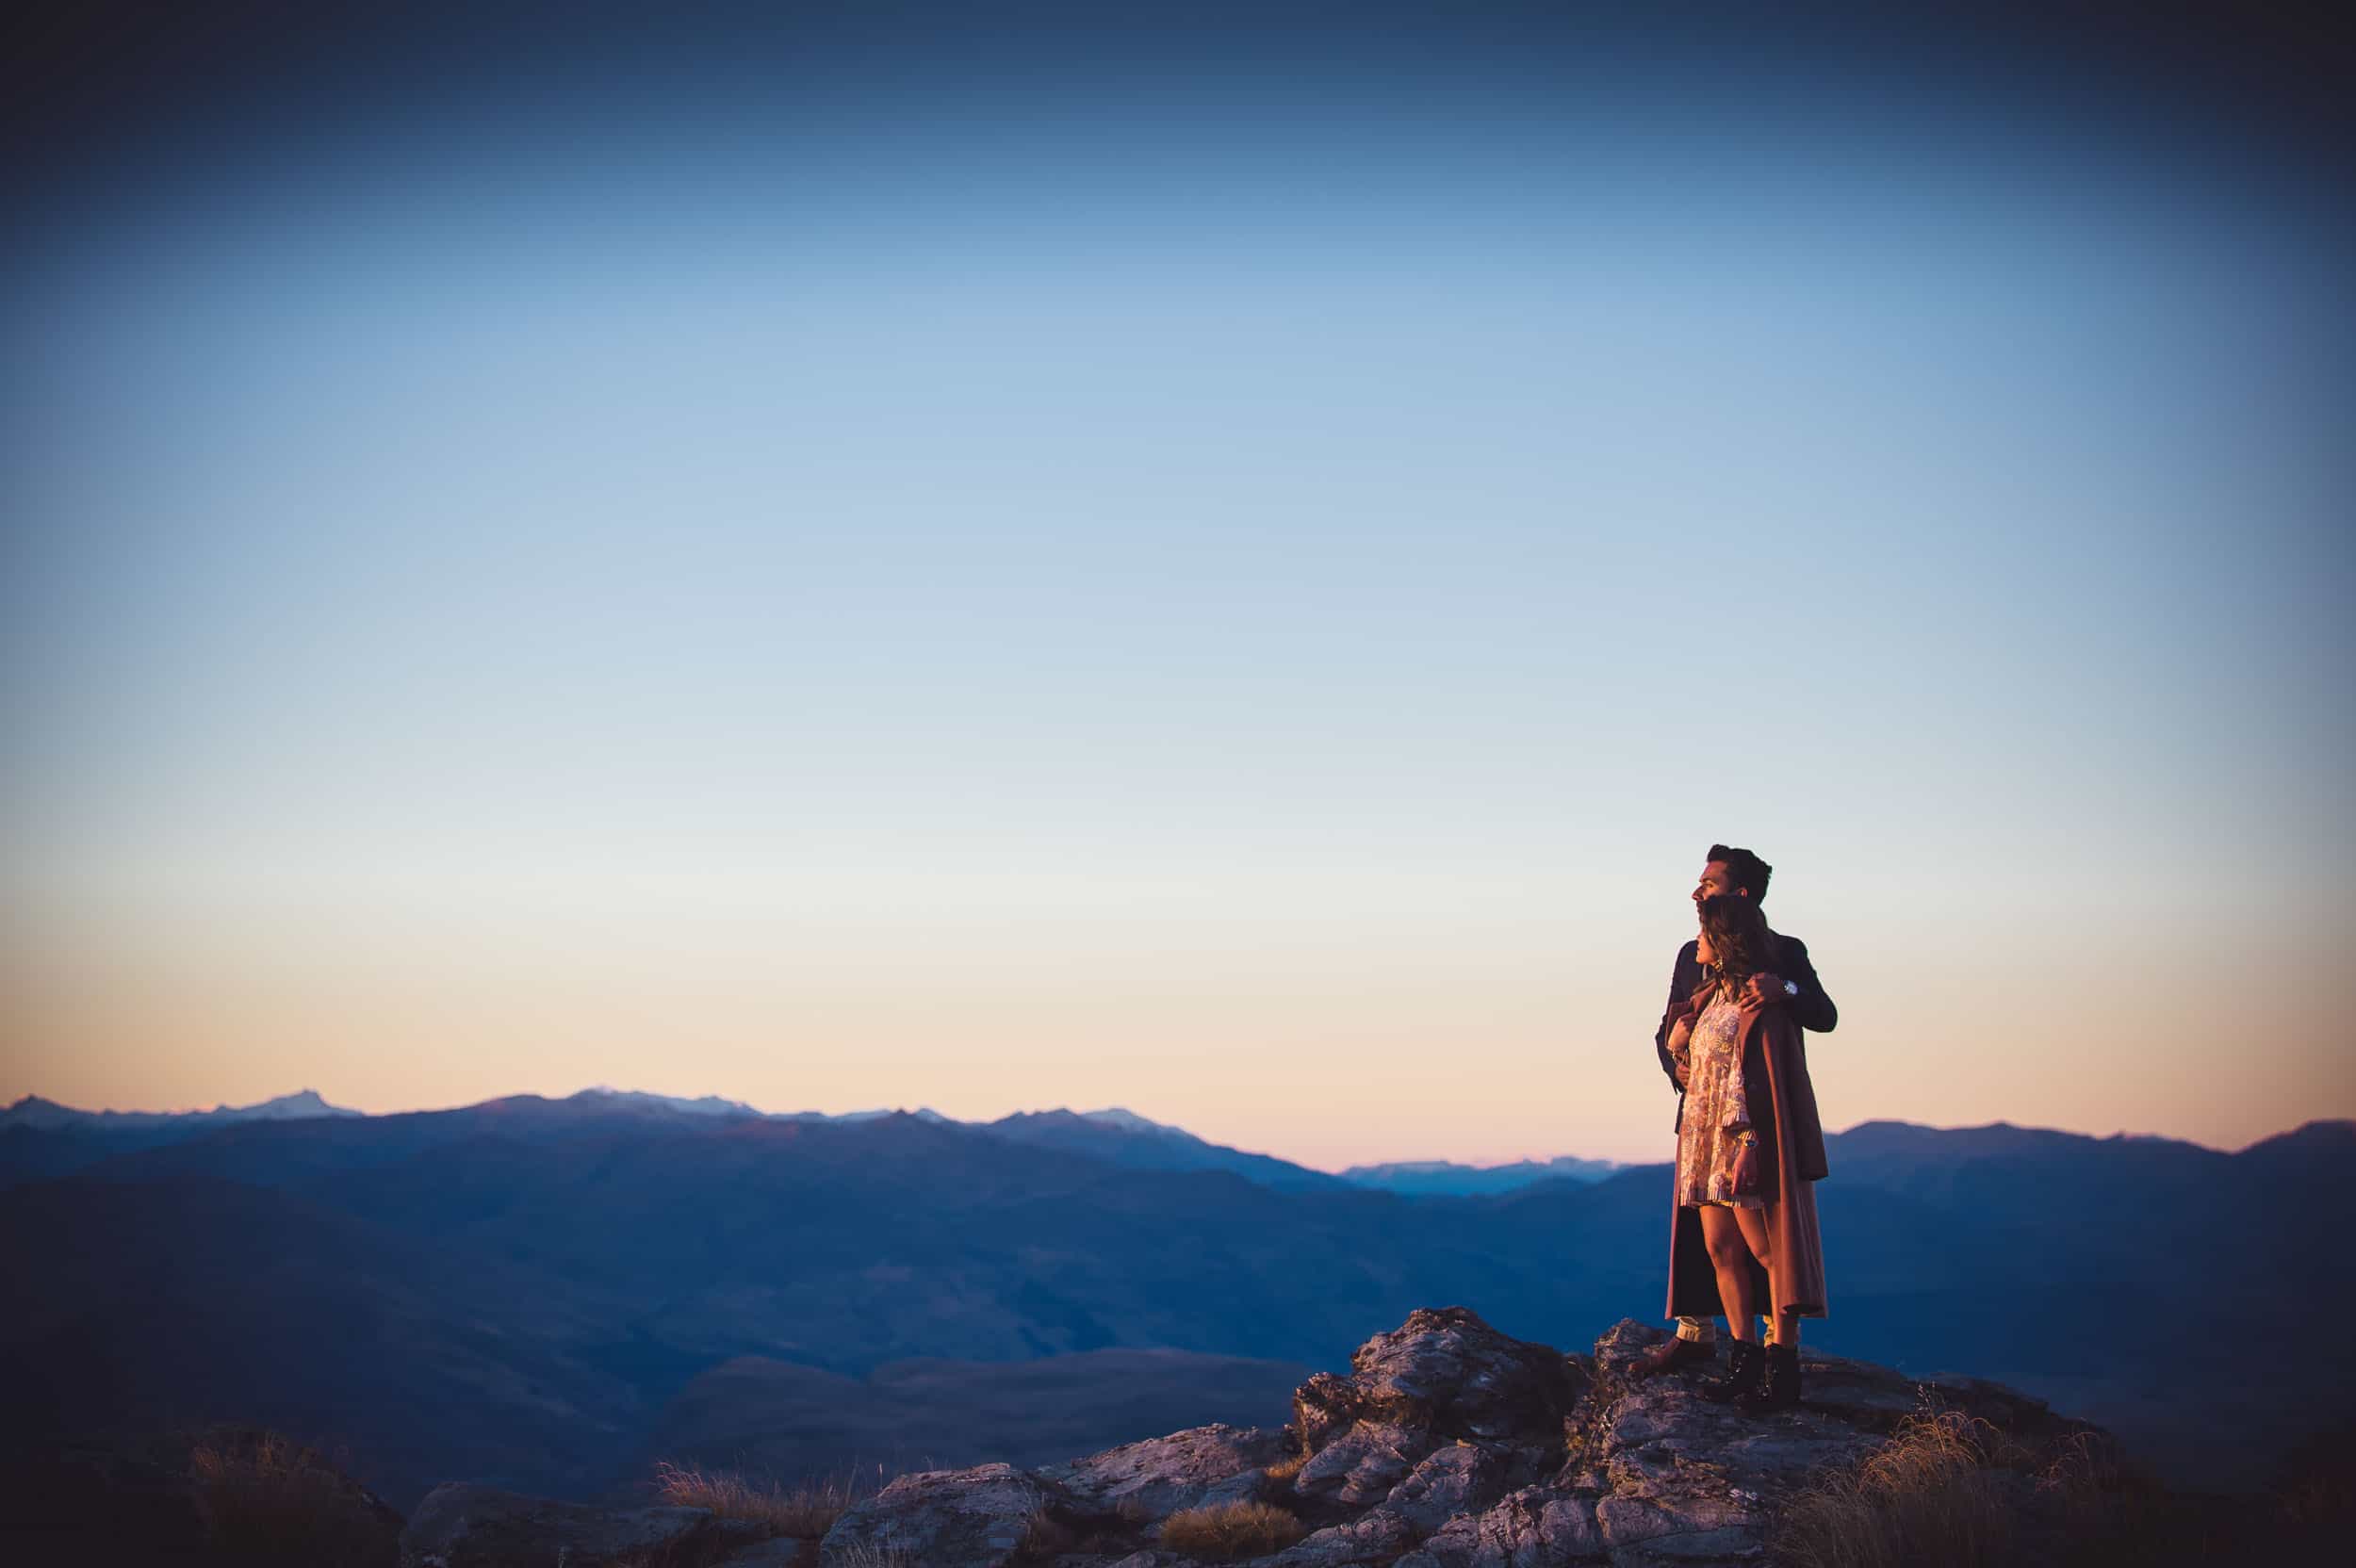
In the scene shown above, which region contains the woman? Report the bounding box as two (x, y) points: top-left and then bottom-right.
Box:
(1661, 890), (1829, 1411)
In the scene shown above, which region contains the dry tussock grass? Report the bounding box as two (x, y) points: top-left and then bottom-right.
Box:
(1772, 1403), (2314, 1568)
(1159, 1499), (1306, 1560)
(2266, 1423), (2356, 1534)
(185, 1429), (397, 1567)
(1775, 1408), (2034, 1568)
(653, 1460), (847, 1538)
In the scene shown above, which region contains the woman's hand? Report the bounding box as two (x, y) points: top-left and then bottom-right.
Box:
(1727, 1133), (1761, 1196)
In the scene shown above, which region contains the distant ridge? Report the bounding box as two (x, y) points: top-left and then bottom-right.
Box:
(13, 1088), (2314, 1198)
(777, 1105), (956, 1125)
(575, 1086), (763, 1118)
(0, 1087), (360, 1130)
(1072, 1105), (1177, 1135)
(981, 1106), (1347, 1190)
(0, 1086), (1581, 1194)
(1340, 1153), (1625, 1196)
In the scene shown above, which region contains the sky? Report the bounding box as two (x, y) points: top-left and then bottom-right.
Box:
(5, 3), (2352, 1168)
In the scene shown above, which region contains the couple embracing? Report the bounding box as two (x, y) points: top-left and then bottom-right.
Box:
(1641, 844), (1835, 1412)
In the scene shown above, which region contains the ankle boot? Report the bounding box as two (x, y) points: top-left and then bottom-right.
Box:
(1740, 1341), (1801, 1413)
(1699, 1338), (1764, 1403)
(1635, 1333), (1717, 1379)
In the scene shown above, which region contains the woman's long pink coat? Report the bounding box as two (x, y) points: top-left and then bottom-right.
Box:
(1665, 988), (1830, 1321)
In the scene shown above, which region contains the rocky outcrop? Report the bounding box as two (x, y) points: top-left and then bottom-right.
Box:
(1039, 1425), (1290, 1518)
(1279, 1306), (1584, 1526)
(391, 1306), (2109, 1567)
(1562, 1319), (2097, 1566)
(801, 1306), (2100, 1568)
(821, 1462), (1057, 1566)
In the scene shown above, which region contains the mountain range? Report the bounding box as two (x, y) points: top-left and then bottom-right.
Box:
(0, 1087), (361, 1133)
(2, 1087), (2348, 1515)
(1, 1089), (1593, 1196)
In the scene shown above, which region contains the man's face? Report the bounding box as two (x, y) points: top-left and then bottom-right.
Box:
(1693, 860), (1746, 915)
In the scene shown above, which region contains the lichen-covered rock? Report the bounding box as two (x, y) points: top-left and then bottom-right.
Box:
(820, 1462), (1052, 1568)
(1296, 1307), (1586, 1451)
(1382, 1442), (1513, 1533)
(1039, 1423), (1288, 1522)
(1281, 1305), (1583, 1543)
(400, 1482), (754, 1567)
(1412, 1484), (1604, 1566)
(1290, 1418), (1439, 1505)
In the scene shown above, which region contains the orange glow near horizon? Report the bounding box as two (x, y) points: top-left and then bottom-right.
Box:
(8, 869), (2343, 1170)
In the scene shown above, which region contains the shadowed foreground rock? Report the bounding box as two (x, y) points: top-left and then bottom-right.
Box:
(394, 1306), (2108, 1567)
(401, 1482), (777, 1566)
(0, 1425), (405, 1567)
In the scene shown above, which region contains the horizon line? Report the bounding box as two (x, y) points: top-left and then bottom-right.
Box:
(8, 1083), (2332, 1168)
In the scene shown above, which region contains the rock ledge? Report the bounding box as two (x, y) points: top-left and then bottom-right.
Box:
(395, 1308), (2105, 1568)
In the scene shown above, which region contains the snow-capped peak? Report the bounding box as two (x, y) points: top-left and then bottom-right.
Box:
(1077, 1106), (1181, 1136)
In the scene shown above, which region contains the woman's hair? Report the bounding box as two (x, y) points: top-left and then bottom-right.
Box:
(1698, 892), (1775, 995)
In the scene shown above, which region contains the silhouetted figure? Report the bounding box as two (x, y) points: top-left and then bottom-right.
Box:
(1636, 845), (1835, 1396)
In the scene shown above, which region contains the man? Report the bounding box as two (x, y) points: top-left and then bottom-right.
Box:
(1637, 843), (1838, 1378)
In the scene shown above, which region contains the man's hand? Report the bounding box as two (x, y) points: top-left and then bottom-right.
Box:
(1741, 972), (1789, 1009)
(1672, 1054), (1690, 1089)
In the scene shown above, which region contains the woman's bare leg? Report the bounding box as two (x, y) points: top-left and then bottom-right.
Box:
(1697, 1205), (1758, 1344)
(1732, 1203), (1798, 1348)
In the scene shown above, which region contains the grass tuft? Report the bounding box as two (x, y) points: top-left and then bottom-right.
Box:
(653, 1461), (846, 1538)
(185, 1429), (398, 1567)
(1158, 1499), (1307, 1560)
(1769, 1400), (2348, 1568)
(1775, 1408), (2031, 1568)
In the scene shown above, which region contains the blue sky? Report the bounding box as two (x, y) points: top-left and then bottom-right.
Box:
(5, 6), (2351, 1164)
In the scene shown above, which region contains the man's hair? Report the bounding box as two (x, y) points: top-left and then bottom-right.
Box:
(1707, 843), (1773, 904)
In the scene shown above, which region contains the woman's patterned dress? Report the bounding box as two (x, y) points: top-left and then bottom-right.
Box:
(1676, 988), (1764, 1209)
